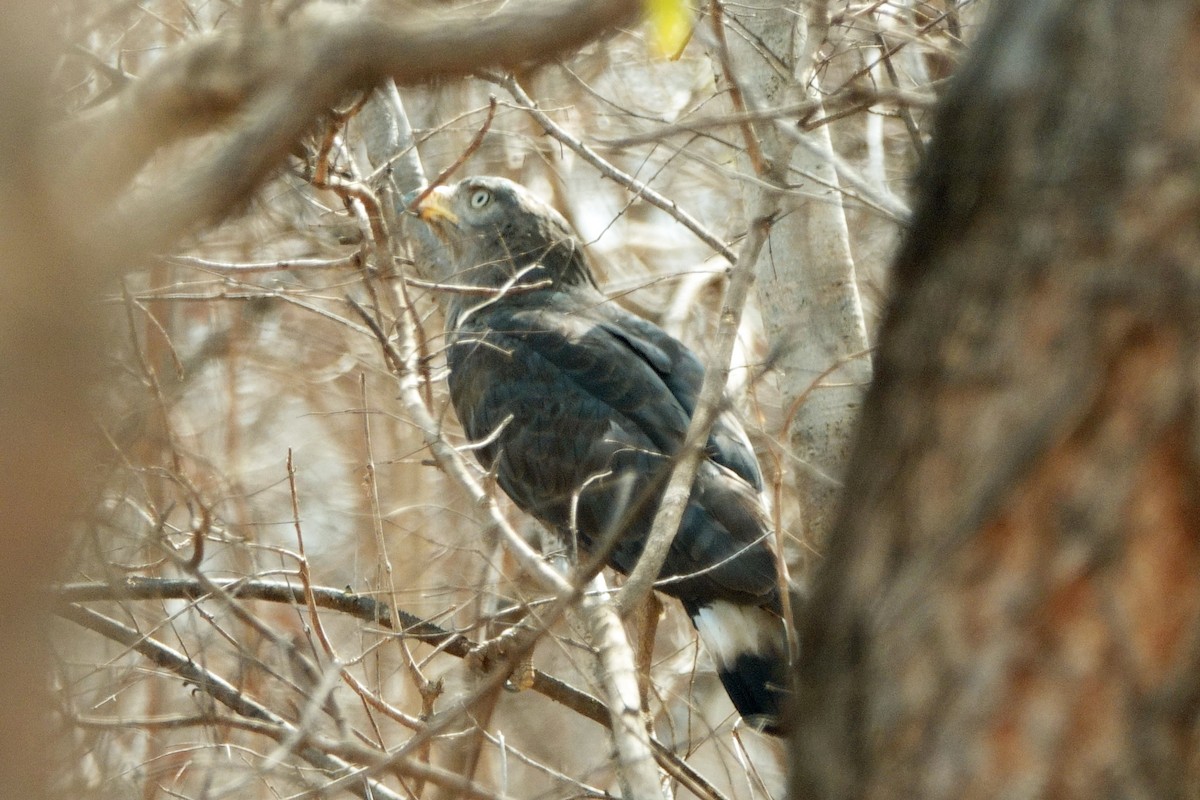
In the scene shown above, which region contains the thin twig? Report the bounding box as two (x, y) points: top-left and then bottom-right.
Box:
(489, 72), (738, 263)
(57, 603), (410, 800)
(166, 253), (365, 274)
(407, 96), (499, 210)
(287, 449), (339, 663)
(873, 32), (925, 156)
(710, 0), (767, 175)
(404, 275), (552, 296)
(615, 197), (777, 617)
(57, 577), (732, 800)
(598, 87), (934, 148)
(773, 117), (910, 221)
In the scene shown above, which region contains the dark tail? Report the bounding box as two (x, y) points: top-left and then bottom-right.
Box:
(685, 600), (791, 735)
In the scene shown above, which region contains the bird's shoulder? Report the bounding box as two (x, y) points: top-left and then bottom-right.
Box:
(450, 290), (679, 379)
(451, 290), (695, 382)
(447, 290), (693, 453)
(590, 302), (764, 492)
(449, 288), (763, 491)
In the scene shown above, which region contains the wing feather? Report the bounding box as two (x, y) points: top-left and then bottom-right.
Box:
(448, 291), (777, 607)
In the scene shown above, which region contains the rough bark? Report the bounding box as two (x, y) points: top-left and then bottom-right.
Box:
(793, 1), (1200, 798)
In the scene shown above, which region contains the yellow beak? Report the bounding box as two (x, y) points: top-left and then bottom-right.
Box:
(415, 185), (459, 225)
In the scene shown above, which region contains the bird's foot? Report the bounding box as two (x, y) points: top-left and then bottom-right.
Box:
(466, 623), (537, 691)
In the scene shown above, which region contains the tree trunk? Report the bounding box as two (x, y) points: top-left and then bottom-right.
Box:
(0, 5), (95, 800)
(716, 0), (874, 551)
(793, 1), (1200, 798)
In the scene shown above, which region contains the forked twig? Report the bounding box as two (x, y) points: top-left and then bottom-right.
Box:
(57, 576), (732, 800)
(407, 96), (499, 210)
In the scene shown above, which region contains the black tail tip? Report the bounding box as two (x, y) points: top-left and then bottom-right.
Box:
(719, 652), (790, 736)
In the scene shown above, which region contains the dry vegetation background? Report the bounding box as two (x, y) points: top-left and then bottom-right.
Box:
(41, 1), (973, 798)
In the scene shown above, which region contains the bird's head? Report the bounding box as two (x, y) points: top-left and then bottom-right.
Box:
(414, 176), (597, 293)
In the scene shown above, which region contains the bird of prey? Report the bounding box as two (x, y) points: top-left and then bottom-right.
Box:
(415, 176), (790, 734)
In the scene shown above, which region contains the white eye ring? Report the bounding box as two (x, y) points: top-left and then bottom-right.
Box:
(469, 188), (492, 209)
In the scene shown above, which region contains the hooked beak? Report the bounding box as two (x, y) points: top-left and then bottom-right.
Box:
(415, 185), (458, 225)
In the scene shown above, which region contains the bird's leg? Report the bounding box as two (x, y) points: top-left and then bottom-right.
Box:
(465, 618), (539, 690)
(465, 592), (539, 691)
(512, 635), (537, 692)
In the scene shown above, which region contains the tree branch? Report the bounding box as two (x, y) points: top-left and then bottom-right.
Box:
(57, 602), (413, 800)
(55, 576), (731, 800)
(492, 72), (738, 263)
(61, 0), (641, 267)
(616, 195), (776, 616)
(584, 575), (661, 799)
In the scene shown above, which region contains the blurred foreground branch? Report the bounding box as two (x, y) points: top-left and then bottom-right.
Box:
(64, 0), (641, 265)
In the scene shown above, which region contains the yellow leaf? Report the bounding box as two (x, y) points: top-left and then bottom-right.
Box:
(644, 0), (693, 60)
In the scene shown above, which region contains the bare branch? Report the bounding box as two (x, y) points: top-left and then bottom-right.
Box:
(491, 72), (739, 263)
(57, 602), (411, 800)
(616, 196), (777, 616)
(408, 96), (499, 208)
(56, 576), (731, 800)
(584, 575), (660, 799)
(598, 88), (935, 148)
(63, 0), (641, 266)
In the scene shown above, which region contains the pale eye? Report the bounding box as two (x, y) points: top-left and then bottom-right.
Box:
(469, 188), (492, 209)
